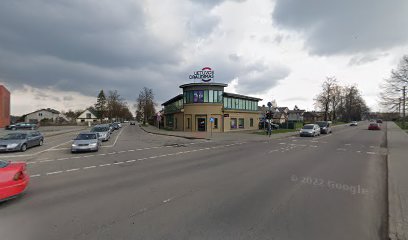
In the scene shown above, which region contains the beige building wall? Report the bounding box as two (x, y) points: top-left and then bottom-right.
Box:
(173, 112), (184, 131)
(183, 104), (223, 132)
(223, 110), (260, 132)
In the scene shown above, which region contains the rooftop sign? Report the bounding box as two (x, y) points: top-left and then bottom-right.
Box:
(189, 67), (214, 82)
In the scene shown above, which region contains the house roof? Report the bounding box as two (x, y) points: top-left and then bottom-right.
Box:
(288, 109), (305, 114)
(162, 94), (183, 106)
(223, 92), (262, 101)
(26, 108), (60, 115)
(273, 112), (286, 118)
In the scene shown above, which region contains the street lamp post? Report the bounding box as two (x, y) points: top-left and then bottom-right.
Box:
(403, 86), (406, 129)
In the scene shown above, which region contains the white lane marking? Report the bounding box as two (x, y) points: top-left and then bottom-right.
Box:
(28, 142), (247, 178)
(99, 163), (111, 167)
(269, 149), (279, 153)
(310, 140), (319, 143)
(118, 151), (126, 153)
(163, 198), (173, 203)
(102, 126), (126, 148)
(72, 156), (81, 159)
(337, 148), (347, 151)
(30, 174), (41, 178)
(279, 143), (286, 145)
(345, 143), (351, 146)
(99, 154), (106, 156)
(83, 166), (97, 169)
(367, 152), (376, 155)
(356, 151), (362, 153)
(40, 159), (54, 163)
(128, 150), (135, 152)
(46, 171), (63, 175)
(369, 146), (375, 148)
(126, 160), (137, 163)
(57, 158), (69, 161)
(309, 145), (318, 148)
(108, 152), (116, 155)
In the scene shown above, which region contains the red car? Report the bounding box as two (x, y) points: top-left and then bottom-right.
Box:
(0, 160), (29, 202)
(368, 123), (381, 130)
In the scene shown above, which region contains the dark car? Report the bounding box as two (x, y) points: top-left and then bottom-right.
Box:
(0, 131), (44, 152)
(368, 123), (381, 130)
(315, 121), (332, 134)
(130, 121), (136, 125)
(5, 123), (38, 131)
(376, 119), (383, 124)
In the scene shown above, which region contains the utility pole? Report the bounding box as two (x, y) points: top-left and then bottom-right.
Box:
(403, 86), (406, 129)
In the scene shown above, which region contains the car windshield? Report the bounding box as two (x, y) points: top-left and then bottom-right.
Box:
(315, 122), (327, 127)
(75, 134), (97, 140)
(0, 133), (27, 140)
(303, 125), (314, 129)
(0, 160), (9, 168)
(91, 127), (108, 132)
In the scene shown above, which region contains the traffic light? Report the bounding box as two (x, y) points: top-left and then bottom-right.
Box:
(266, 111), (272, 119)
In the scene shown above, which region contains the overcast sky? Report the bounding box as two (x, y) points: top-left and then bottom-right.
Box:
(1, 0), (408, 115)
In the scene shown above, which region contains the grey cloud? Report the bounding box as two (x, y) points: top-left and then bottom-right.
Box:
(348, 53), (388, 66)
(272, 0), (408, 55)
(234, 62), (290, 94)
(63, 96), (74, 101)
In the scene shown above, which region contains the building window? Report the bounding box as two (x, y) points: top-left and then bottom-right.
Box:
(86, 113), (91, 119)
(250, 118), (253, 127)
(187, 118), (190, 129)
(209, 90), (214, 102)
(231, 118), (237, 129)
(224, 97), (228, 108)
(238, 118), (244, 128)
(213, 118), (218, 129)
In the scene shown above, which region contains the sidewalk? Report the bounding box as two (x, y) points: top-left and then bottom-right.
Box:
(387, 121), (408, 240)
(139, 124), (299, 141)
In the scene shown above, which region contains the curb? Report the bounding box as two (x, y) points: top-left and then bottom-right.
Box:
(387, 122), (407, 240)
(139, 125), (209, 140)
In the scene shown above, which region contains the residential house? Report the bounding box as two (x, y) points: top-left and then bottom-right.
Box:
(288, 106), (305, 122)
(25, 108), (68, 123)
(303, 111), (325, 123)
(76, 109), (98, 124)
(272, 112), (286, 124)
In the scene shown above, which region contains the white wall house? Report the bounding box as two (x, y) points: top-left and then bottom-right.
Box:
(25, 108), (67, 123)
(76, 109), (98, 124)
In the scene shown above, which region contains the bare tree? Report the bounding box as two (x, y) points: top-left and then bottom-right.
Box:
(314, 77), (337, 121)
(379, 55), (408, 115)
(135, 87), (156, 124)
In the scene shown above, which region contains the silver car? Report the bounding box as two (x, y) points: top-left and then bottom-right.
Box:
(300, 124), (321, 137)
(0, 131), (44, 152)
(71, 132), (101, 153)
(91, 125), (111, 141)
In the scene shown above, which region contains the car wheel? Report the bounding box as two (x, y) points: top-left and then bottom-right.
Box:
(31, 126), (35, 130)
(39, 139), (43, 146)
(20, 144), (27, 152)
(11, 127), (16, 131)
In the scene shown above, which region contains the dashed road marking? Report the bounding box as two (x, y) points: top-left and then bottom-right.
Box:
(66, 168), (80, 172)
(46, 171), (63, 175)
(83, 166), (97, 169)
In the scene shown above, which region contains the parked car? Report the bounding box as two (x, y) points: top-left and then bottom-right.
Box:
(368, 122), (381, 130)
(130, 121), (136, 125)
(0, 160), (29, 202)
(0, 131), (44, 152)
(112, 122), (121, 130)
(300, 124), (321, 137)
(315, 121), (332, 134)
(259, 121), (279, 130)
(91, 125), (111, 141)
(114, 122), (122, 128)
(5, 122), (38, 131)
(108, 123), (115, 133)
(350, 121), (358, 126)
(71, 132), (101, 153)
(376, 119), (383, 124)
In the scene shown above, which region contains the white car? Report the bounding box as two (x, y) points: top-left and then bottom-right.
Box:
(350, 121), (358, 126)
(299, 124), (321, 137)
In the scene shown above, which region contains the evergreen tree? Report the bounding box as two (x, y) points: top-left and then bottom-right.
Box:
(95, 90), (107, 121)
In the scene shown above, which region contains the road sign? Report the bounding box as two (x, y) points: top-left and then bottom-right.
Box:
(210, 117), (214, 123)
(267, 102), (272, 108)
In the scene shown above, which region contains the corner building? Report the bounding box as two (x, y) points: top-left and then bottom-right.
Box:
(162, 83), (261, 132)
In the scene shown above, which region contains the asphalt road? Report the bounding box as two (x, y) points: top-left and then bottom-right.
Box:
(0, 123), (388, 240)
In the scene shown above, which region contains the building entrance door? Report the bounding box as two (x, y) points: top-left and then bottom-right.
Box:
(197, 118), (206, 132)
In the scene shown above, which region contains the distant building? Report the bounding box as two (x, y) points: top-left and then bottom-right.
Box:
(25, 108), (67, 123)
(0, 85), (10, 128)
(303, 111), (325, 123)
(76, 109), (98, 124)
(288, 106), (305, 122)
